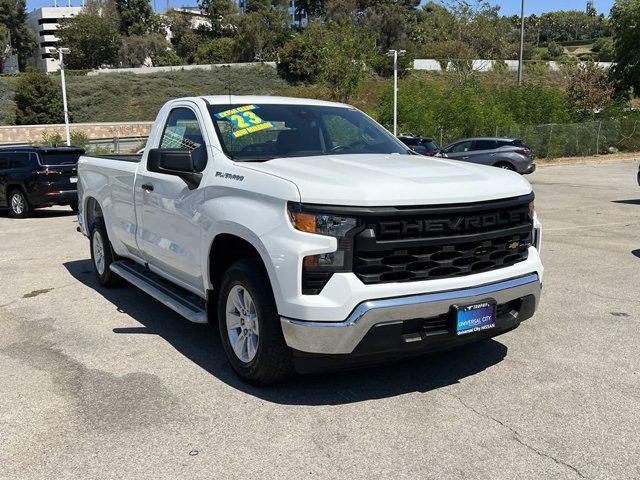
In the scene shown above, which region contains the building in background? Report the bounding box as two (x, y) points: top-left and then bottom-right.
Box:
(236, 0), (307, 26)
(26, 6), (82, 73)
(163, 6), (212, 44)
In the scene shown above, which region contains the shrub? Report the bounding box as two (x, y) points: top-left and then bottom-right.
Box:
(14, 70), (63, 125)
(277, 23), (326, 82)
(195, 37), (236, 64)
(375, 74), (572, 142)
(154, 49), (186, 66)
(42, 131), (89, 148)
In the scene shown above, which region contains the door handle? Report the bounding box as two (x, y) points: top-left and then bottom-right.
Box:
(141, 183), (154, 192)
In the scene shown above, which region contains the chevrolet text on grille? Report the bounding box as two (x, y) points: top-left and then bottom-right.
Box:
(377, 211), (527, 235)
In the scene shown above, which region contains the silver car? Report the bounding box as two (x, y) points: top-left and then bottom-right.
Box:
(439, 137), (535, 174)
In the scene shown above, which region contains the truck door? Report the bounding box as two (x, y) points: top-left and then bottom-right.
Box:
(135, 105), (208, 296)
(0, 152), (8, 207)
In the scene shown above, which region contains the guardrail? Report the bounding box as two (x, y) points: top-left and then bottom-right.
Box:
(0, 135), (148, 154)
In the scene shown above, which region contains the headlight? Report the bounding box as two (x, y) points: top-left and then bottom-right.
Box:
(288, 210), (358, 238)
(288, 203), (360, 294)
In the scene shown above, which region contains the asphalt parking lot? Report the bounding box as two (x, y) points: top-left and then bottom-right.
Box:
(1, 159), (639, 480)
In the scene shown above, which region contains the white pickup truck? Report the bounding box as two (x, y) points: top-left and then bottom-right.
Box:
(77, 96), (543, 384)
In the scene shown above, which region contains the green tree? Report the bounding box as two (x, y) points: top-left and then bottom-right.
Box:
(14, 71), (64, 125)
(0, 0), (36, 70)
(278, 22), (326, 82)
(114, 0), (164, 35)
(319, 22), (376, 102)
(153, 48), (185, 66)
(592, 36), (613, 62)
(57, 13), (121, 69)
(195, 37), (235, 63)
(117, 34), (169, 67)
(564, 62), (613, 118)
(164, 8), (193, 49)
(295, 0), (325, 18)
(0, 23), (10, 72)
(542, 41), (564, 60)
(610, 0), (640, 96)
(198, 0), (237, 35)
(233, 9), (291, 62)
(176, 29), (206, 64)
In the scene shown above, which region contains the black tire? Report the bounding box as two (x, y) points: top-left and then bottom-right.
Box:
(8, 189), (32, 218)
(70, 201), (79, 214)
(217, 258), (294, 385)
(495, 162), (515, 171)
(90, 217), (121, 288)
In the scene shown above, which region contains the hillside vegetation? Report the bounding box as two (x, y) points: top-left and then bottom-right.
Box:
(0, 65), (289, 124)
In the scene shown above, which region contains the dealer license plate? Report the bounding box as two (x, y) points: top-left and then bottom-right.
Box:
(454, 300), (496, 336)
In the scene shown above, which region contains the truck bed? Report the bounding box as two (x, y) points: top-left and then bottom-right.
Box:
(88, 154), (142, 163)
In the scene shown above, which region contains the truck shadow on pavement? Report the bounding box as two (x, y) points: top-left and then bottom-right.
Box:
(64, 259), (509, 406)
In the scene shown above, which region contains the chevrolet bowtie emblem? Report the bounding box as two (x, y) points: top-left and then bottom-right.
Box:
(506, 241), (520, 250)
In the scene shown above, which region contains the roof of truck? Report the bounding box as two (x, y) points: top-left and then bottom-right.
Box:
(200, 95), (351, 109)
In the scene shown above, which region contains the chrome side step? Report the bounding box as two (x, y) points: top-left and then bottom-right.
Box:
(110, 261), (207, 324)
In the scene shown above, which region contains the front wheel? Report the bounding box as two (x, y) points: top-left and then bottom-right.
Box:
(217, 258), (294, 385)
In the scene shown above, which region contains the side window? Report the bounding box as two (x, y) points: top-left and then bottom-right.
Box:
(451, 141), (472, 153)
(9, 152), (30, 169)
(473, 140), (498, 151)
(158, 108), (207, 171)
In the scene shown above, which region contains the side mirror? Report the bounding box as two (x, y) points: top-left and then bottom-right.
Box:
(147, 148), (203, 189)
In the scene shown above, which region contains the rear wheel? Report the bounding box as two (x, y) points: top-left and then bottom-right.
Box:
(90, 218), (120, 287)
(8, 189), (31, 218)
(217, 258), (294, 385)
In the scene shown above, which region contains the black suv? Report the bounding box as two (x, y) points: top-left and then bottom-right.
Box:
(397, 134), (439, 156)
(0, 146), (84, 218)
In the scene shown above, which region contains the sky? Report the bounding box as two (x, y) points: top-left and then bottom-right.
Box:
(25, 0), (616, 16)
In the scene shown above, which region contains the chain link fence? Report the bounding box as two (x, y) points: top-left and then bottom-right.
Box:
(435, 117), (640, 159)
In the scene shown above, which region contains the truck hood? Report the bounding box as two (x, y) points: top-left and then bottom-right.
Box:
(241, 154), (532, 206)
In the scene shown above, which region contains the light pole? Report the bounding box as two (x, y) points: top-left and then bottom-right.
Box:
(56, 47), (71, 146)
(388, 49), (406, 137)
(518, 0), (525, 86)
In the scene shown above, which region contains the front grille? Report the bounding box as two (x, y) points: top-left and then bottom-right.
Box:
(353, 194), (533, 285)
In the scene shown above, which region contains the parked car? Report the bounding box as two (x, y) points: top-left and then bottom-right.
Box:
(397, 134), (439, 156)
(77, 96), (543, 385)
(0, 146), (83, 218)
(439, 137), (535, 174)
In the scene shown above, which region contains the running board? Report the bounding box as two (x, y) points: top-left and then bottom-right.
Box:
(110, 261), (207, 324)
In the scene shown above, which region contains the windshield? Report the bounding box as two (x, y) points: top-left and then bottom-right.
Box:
(208, 104), (409, 161)
(38, 152), (82, 166)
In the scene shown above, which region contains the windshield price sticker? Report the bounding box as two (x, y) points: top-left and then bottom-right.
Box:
(214, 105), (273, 138)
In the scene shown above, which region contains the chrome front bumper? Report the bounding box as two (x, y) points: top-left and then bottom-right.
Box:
(281, 273), (541, 355)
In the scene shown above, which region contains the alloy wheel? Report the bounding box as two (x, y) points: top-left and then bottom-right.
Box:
(225, 285), (260, 363)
